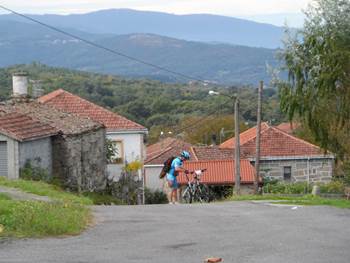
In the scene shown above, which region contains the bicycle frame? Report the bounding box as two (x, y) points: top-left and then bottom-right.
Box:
(182, 169), (207, 203)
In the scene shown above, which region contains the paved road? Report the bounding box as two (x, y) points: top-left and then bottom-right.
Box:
(1, 202), (350, 263)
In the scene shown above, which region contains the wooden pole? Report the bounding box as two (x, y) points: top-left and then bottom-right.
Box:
(234, 97), (241, 195)
(254, 81), (263, 194)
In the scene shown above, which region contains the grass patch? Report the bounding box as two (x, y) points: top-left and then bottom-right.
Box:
(0, 177), (92, 205)
(0, 193), (11, 200)
(0, 200), (90, 237)
(229, 194), (350, 209)
(0, 178), (93, 238)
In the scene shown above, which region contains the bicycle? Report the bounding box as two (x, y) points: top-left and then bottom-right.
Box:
(182, 169), (212, 203)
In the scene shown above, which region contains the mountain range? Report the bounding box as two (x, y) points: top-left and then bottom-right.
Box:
(0, 9), (283, 84)
(0, 9), (286, 48)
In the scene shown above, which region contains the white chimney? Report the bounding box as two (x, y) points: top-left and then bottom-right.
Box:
(12, 72), (28, 97)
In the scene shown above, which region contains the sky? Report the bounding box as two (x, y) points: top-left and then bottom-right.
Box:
(0, 0), (313, 27)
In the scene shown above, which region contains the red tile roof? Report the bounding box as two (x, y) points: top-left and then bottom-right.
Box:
(146, 138), (237, 165)
(0, 112), (58, 141)
(220, 122), (270, 149)
(39, 89), (146, 132)
(191, 146), (234, 161)
(275, 122), (300, 134)
(220, 123), (325, 157)
(145, 138), (193, 165)
(176, 160), (255, 185)
(1, 100), (102, 135)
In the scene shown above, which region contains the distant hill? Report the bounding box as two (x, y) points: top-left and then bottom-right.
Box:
(0, 9), (285, 48)
(0, 20), (278, 85)
(0, 63), (284, 140)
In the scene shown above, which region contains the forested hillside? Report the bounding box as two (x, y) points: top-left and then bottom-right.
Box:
(0, 20), (278, 84)
(0, 9), (285, 48)
(0, 64), (285, 144)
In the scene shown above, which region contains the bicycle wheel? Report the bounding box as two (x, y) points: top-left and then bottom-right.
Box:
(182, 187), (193, 203)
(198, 184), (212, 203)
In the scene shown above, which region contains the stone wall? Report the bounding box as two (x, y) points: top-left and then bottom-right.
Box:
(19, 137), (52, 176)
(255, 158), (334, 183)
(52, 128), (107, 192)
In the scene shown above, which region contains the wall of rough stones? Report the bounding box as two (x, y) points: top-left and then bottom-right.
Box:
(52, 128), (107, 192)
(256, 158), (334, 183)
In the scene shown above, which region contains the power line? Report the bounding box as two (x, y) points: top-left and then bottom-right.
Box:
(172, 98), (232, 135)
(0, 5), (234, 137)
(0, 5), (213, 85)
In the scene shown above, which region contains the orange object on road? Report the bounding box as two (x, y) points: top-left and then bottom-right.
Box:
(204, 258), (222, 262)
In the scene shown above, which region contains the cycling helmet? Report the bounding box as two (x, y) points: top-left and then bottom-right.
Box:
(181, 150), (191, 160)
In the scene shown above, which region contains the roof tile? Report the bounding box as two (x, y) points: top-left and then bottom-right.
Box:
(0, 100), (102, 135)
(220, 123), (325, 157)
(176, 160), (255, 185)
(0, 112), (58, 141)
(39, 89), (146, 131)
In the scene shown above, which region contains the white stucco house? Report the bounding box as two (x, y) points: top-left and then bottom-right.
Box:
(39, 89), (148, 179)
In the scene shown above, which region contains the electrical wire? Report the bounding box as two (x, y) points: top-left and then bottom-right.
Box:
(0, 5), (214, 85)
(172, 98), (232, 135)
(0, 5), (235, 136)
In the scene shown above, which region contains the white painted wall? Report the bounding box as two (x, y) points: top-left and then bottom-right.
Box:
(106, 131), (146, 179)
(144, 165), (164, 190)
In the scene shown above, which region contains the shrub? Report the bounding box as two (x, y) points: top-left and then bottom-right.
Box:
(20, 160), (50, 182)
(83, 191), (124, 205)
(144, 188), (168, 204)
(264, 182), (311, 194)
(319, 181), (345, 194)
(106, 169), (142, 205)
(210, 186), (233, 200)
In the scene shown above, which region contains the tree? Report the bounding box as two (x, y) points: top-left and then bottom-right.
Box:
(277, 0), (350, 159)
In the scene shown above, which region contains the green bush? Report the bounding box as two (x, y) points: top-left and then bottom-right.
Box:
(144, 188), (168, 204)
(319, 181), (345, 194)
(20, 160), (50, 182)
(210, 186), (233, 200)
(83, 191), (124, 205)
(264, 182), (311, 194)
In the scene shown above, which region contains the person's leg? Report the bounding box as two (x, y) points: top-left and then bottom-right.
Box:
(172, 179), (179, 203)
(172, 189), (177, 203)
(167, 180), (174, 203)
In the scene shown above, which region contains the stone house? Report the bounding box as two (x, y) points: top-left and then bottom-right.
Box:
(0, 74), (107, 191)
(220, 122), (334, 183)
(38, 89), (148, 179)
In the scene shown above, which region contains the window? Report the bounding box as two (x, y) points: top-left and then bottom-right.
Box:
(109, 140), (124, 164)
(283, 166), (292, 181)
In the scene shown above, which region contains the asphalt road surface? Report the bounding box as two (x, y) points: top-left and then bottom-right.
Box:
(1, 201), (350, 263)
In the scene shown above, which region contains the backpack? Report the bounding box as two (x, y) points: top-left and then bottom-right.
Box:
(159, 156), (175, 179)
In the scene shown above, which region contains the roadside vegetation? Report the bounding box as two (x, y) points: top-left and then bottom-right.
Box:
(229, 179), (350, 209)
(0, 177), (92, 238)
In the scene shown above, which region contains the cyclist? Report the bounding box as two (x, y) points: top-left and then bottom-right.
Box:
(166, 150), (190, 204)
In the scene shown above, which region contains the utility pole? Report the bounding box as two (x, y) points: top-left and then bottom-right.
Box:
(234, 96), (241, 195)
(254, 81), (263, 194)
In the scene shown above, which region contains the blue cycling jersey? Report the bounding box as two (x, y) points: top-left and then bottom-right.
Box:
(167, 157), (183, 179)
